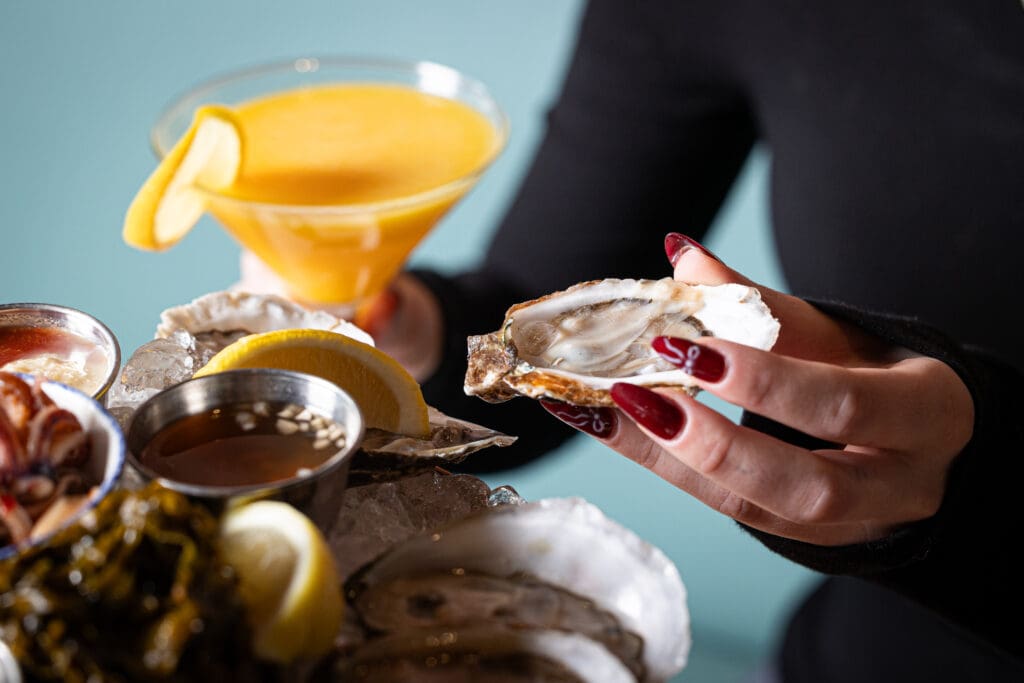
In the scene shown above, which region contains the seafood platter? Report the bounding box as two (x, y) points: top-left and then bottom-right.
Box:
(0, 276), (779, 682)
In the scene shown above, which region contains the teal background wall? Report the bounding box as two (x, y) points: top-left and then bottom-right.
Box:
(0, 2), (815, 680)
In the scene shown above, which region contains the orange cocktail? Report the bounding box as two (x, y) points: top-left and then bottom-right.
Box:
(151, 58), (507, 307)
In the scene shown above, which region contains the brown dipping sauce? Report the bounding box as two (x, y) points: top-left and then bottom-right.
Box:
(137, 401), (347, 488)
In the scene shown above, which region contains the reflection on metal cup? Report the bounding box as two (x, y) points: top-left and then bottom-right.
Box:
(125, 368), (364, 531)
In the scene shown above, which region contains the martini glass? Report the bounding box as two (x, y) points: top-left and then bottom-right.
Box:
(151, 57), (508, 317)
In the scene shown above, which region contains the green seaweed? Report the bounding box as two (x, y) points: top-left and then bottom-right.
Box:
(0, 483), (271, 682)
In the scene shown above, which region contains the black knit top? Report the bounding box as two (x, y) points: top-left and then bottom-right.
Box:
(414, 1), (1024, 679)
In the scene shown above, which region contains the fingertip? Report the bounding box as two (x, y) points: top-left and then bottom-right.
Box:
(609, 382), (685, 440)
(664, 233), (721, 267)
(651, 336), (727, 383)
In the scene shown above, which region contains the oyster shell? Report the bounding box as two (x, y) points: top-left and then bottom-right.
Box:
(353, 406), (516, 473)
(319, 625), (638, 682)
(350, 571), (644, 678)
(155, 289), (374, 345)
(465, 277), (779, 406)
(107, 290), (515, 469)
(346, 496), (690, 682)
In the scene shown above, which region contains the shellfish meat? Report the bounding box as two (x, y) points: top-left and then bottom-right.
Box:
(465, 277), (779, 406)
(345, 496), (690, 682)
(320, 625), (638, 682)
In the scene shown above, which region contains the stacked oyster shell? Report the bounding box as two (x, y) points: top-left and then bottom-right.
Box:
(466, 277), (780, 406)
(327, 493), (690, 682)
(107, 290), (514, 470)
(110, 288), (694, 681)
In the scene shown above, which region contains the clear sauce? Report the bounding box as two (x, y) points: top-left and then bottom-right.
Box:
(0, 325), (110, 396)
(137, 401), (347, 487)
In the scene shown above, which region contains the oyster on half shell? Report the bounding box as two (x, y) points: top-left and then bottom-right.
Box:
(155, 290), (374, 345)
(344, 496), (690, 682)
(465, 278), (780, 407)
(108, 290), (515, 468)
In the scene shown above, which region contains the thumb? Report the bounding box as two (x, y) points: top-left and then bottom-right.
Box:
(662, 233), (857, 360)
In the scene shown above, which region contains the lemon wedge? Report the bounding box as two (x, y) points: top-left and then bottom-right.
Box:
(123, 104), (243, 251)
(194, 328), (431, 437)
(219, 500), (343, 663)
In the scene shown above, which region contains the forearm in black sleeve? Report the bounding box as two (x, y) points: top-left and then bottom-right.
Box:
(739, 300), (1024, 660)
(412, 0), (757, 472)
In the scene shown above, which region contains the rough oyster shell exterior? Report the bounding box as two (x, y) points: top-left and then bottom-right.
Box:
(155, 290), (374, 345)
(465, 277), (780, 406)
(345, 496), (690, 682)
(327, 625), (638, 682)
(142, 291), (513, 468)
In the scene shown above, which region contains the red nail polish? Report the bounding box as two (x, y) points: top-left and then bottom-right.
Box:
(609, 383), (684, 440)
(652, 336), (725, 382)
(664, 233), (721, 267)
(1, 494), (17, 514)
(540, 400), (617, 438)
(353, 287), (400, 339)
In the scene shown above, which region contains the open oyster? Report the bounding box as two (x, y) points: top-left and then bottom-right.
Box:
(109, 290), (514, 469)
(317, 626), (638, 682)
(466, 277), (780, 406)
(155, 290), (374, 345)
(345, 497), (690, 682)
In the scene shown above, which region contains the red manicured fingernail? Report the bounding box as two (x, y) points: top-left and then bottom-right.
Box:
(609, 383), (684, 440)
(652, 336), (726, 382)
(354, 288), (400, 338)
(540, 400), (617, 438)
(664, 233), (721, 267)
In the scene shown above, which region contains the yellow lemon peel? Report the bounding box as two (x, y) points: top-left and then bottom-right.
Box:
(219, 500), (343, 663)
(194, 328), (430, 437)
(123, 104), (243, 251)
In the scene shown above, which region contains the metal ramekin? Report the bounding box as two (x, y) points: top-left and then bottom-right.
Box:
(125, 368), (365, 531)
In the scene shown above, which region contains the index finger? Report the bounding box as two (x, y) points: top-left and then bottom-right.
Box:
(667, 234), (888, 364)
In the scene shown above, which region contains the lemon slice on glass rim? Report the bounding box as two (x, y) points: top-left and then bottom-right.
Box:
(194, 328), (431, 438)
(123, 104), (243, 251)
(219, 500), (343, 664)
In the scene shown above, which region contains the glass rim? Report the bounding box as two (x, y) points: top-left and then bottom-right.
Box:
(149, 55), (510, 216)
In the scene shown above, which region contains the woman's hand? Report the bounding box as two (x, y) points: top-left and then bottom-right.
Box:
(542, 234), (974, 546)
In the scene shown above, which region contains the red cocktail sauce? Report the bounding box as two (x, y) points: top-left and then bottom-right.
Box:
(0, 326), (95, 367)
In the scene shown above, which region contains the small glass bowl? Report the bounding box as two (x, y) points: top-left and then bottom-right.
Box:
(0, 374), (127, 560)
(125, 368), (365, 531)
(0, 303), (121, 401)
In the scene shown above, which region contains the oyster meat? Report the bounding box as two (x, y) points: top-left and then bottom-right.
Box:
(345, 496), (690, 682)
(317, 625), (637, 683)
(108, 290), (515, 469)
(351, 572), (644, 678)
(466, 277), (780, 406)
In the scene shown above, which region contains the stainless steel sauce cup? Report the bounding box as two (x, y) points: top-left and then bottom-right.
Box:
(125, 368), (365, 531)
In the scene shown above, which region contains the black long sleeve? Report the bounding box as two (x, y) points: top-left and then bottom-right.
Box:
(413, 0), (1024, 678)
(418, 0), (755, 471)
(740, 302), (1024, 662)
